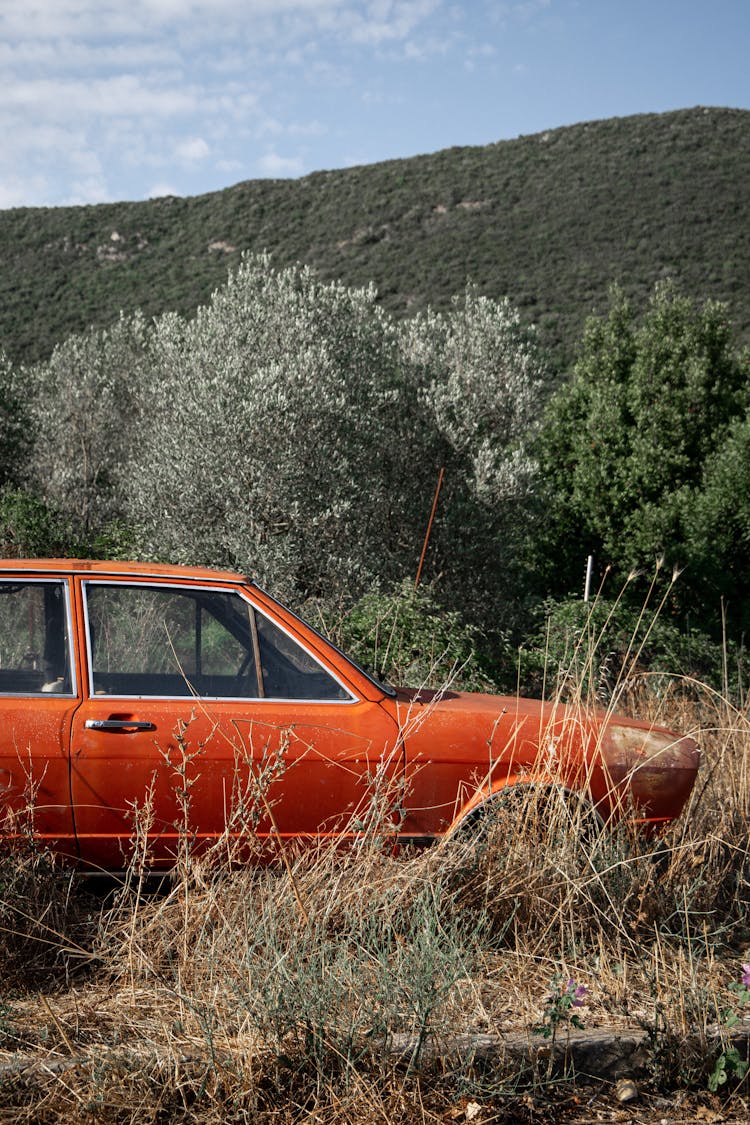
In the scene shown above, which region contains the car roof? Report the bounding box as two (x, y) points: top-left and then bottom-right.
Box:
(0, 558), (250, 583)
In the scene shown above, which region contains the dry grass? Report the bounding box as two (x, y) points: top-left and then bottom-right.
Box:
(0, 677), (748, 1123)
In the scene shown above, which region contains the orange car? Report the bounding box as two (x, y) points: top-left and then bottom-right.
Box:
(0, 559), (699, 870)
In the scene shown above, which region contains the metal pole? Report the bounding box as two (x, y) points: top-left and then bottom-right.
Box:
(415, 467), (445, 590)
(583, 555), (593, 603)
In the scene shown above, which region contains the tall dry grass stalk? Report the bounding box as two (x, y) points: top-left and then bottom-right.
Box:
(0, 603), (748, 1122)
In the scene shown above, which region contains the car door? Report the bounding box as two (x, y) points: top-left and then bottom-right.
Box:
(68, 577), (402, 869)
(0, 574), (80, 857)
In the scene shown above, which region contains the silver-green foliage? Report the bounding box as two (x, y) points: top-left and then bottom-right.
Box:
(20, 257), (548, 612)
(404, 290), (545, 504)
(126, 256), (435, 599)
(25, 314), (149, 536)
(400, 290), (548, 620)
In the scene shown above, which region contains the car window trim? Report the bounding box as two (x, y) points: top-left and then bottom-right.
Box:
(81, 578), (357, 704)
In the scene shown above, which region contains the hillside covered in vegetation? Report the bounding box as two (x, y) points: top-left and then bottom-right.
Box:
(1, 252), (748, 697)
(1, 106), (748, 366)
(2, 105), (750, 1125)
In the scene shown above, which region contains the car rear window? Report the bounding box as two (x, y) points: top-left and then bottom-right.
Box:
(0, 580), (74, 696)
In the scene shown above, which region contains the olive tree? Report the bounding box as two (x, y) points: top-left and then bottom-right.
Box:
(124, 257), (437, 602)
(24, 314), (149, 541)
(17, 256), (550, 634)
(399, 291), (550, 627)
(119, 260), (550, 626)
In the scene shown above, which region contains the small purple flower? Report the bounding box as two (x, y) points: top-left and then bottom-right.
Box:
(567, 980), (587, 1007)
(742, 964), (750, 989)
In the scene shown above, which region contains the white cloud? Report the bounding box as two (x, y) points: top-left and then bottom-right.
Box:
(360, 88), (403, 106)
(0, 172), (51, 209)
(512, 0), (552, 21)
(340, 150), (368, 168)
(485, 0), (552, 24)
(257, 151), (306, 176)
(0, 38), (179, 73)
(0, 1), (440, 51)
(175, 136), (211, 162)
(0, 0), (464, 205)
(468, 43), (496, 59)
(287, 119), (327, 137)
(147, 180), (181, 198)
(3, 76), (201, 120)
(401, 34), (452, 61)
(464, 41), (496, 71)
(67, 175), (111, 205)
(327, 0), (442, 47)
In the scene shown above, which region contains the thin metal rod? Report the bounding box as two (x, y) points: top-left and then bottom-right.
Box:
(583, 554), (593, 603)
(415, 467), (445, 590)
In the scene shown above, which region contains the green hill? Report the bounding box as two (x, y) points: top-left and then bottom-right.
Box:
(1, 106), (748, 366)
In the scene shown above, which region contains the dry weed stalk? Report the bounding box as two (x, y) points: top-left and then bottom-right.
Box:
(0, 598), (748, 1120)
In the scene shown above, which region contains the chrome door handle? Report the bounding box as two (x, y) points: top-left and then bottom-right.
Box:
(84, 719), (157, 732)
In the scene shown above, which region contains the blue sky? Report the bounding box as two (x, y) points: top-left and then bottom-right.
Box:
(1, 0), (748, 209)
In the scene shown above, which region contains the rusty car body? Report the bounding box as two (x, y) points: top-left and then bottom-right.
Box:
(0, 560), (699, 870)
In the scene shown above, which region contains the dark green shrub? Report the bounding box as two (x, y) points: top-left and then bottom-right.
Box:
(518, 586), (747, 703)
(333, 580), (496, 692)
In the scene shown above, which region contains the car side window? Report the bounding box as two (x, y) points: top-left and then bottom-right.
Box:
(0, 580), (73, 696)
(254, 612), (350, 701)
(84, 583), (349, 701)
